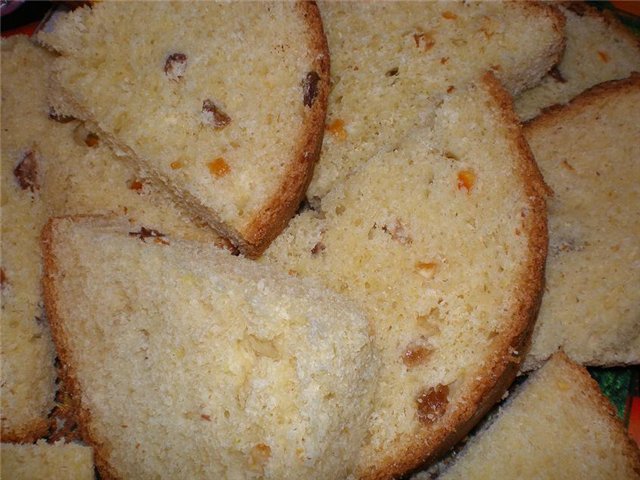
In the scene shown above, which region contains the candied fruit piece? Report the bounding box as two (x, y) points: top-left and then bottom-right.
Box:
(208, 157), (230, 178)
(415, 384), (449, 424)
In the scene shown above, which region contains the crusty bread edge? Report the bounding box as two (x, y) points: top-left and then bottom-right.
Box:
(553, 352), (640, 476)
(41, 215), (122, 480)
(360, 72), (549, 480)
(241, 0), (331, 258)
(1, 417), (52, 445)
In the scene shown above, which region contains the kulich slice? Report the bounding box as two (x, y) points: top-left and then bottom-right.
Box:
(1, 36), (60, 443)
(42, 216), (378, 480)
(522, 74), (640, 370)
(428, 353), (640, 479)
(515, 2), (640, 121)
(264, 73), (548, 479)
(37, 1), (330, 257)
(307, 0), (564, 199)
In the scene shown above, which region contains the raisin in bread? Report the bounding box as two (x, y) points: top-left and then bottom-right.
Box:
(1, 36), (59, 443)
(1, 441), (94, 480)
(263, 73), (548, 479)
(425, 353), (640, 479)
(522, 74), (640, 371)
(515, 2), (640, 121)
(307, 0), (564, 199)
(37, 1), (330, 257)
(41, 216), (379, 480)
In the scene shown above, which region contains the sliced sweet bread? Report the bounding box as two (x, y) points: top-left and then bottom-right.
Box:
(41, 216), (379, 480)
(515, 2), (640, 121)
(307, 0), (564, 199)
(522, 74), (640, 371)
(263, 73), (548, 479)
(426, 352), (640, 479)
(1, 35), (223, 442)
(1, 36), (60, 443)
(1, 441), (94, 480)
(37, 1), (330, 257)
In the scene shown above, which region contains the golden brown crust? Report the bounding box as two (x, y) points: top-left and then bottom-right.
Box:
(553, 352), (640, 476)
(359, 73), (548, 480)
(41, 216), (120, 480)
(1, 418), (52, 444)
(526, 72), (640, 132)
(242, 1), (330, 258)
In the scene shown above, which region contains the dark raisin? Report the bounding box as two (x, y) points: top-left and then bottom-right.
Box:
(302, 71), (320, 107)
(129, 227), (169, 245)
(386, 67), (399, 77)
(14, 150), (39, 192)
(202, 99), (231, 129)
(164, 53), (188, 81)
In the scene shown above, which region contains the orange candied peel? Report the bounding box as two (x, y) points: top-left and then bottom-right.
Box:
(457, 170), (476, 192)
(129, 179), (144, 192)
(170, 160), (184, 170)
(597, 50), (610, 63)
(326, 119), (348, 140)
(442, 11), (458, 20)
(208, 157), (230, 177)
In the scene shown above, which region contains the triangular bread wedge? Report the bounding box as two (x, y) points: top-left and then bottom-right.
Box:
(307, 1), (564, 199)
(426, 353), (640, 479)
(515, 2), (640, 121)
(37, 2), (330, 257)
(42, 216), (378, 479)
(264, 73), (548, 479)
(522, 74), (640, 370)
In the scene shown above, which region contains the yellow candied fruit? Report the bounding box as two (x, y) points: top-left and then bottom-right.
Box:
(415, 261), (438, 279)
(208, 157), (230, 178)
(170, 160), (184, 170)
(457, 170), (476, 193)
(597, 50), (610, 63)
(442, 11), (458, 20)
(326, 119), (348, 140)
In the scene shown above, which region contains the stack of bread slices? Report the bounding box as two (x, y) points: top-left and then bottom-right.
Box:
(1, 2), (638, 479)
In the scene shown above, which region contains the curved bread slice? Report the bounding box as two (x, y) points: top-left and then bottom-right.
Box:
(516, 3), (640, 121)
(307, 1), (564, 199)
(522, 74), (640, 370)
(1, 36), (59, 443)
(431, 352), (640, 479)
(1, 441), (94, 480)
(264, 73), (548, 479)
(42, 216), (378, 480)
(37, 1), (330, 257)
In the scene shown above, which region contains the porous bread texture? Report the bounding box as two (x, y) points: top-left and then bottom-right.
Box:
(1, 36), (58, 442)
(307, 0), (564, 199)
(42, 216), (379, 480)
(1, 440), (95, 480)
(37, 1), (330, 257)
(522, 74), (640, 371)
(515, 2), (640, 121)
(1, 35), (222, 442)
(263, 73), (548, 479)
(431, 352), (640, 479)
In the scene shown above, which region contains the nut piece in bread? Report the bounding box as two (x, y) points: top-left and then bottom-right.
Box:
(37, 1), (330, 257)
(42, 216), (378, 480)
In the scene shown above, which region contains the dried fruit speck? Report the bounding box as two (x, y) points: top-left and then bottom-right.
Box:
(14, 150), (39, 192)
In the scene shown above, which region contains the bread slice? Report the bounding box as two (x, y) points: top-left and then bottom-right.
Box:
(306, 1), (564, 199)
(424, 352), (640, 479)
(263, 73), (548, 479)
(1, 36), (59, 443)
(522, 74), (640, 371)
(37, 1), (330, 257)
(1, 441), (94, 480)
(1, 35), (223, 442)
(515, 2), (640, 121)
(41, 216), (378, 480)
